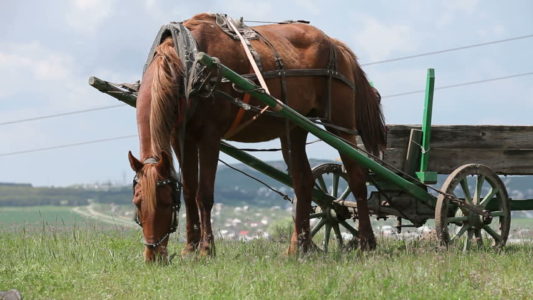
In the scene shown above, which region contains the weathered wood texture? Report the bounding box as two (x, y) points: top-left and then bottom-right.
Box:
(384, 125), (533, 175)
(88, 76), (138, 107)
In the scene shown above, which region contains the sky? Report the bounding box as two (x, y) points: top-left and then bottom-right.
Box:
(1, 0), (532, 186)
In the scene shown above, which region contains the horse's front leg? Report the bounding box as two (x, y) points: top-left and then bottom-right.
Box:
(281, 129), (314, 255)
(173, 134), (200, 256)
(196, 130), (220, 257)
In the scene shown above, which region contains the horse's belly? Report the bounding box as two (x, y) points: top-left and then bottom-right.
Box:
(224, 117), (289, 142)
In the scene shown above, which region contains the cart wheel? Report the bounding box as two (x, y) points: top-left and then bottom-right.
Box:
(308, 163), (359, 252)
(435, 164), (511, 250)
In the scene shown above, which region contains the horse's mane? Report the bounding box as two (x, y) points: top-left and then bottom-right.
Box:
(141, 165), (159, 214)
(150, 39), (182, 156)
(330, 38), (387, 155)
(143, 38), (183, 211)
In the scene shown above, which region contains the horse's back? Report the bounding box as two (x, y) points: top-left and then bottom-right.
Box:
(253, 23), (333, 68)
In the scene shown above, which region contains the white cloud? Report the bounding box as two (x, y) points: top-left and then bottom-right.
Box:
(65, 0), (116, 34)
(0, 41), (113, 119)
(436, 0), (480, 27)
(0, 42), (74, 99)
(443, 0), (480, 13)
(216, 0), (274, 20)
(293, 0), (320, 15)
(352, 16), (417, 62)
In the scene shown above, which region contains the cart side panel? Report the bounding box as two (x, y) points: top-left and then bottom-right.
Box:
(384, 125), (533, 175)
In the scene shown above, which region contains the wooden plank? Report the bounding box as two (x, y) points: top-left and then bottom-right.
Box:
(88, 76), (138, 107)
(384, 147), (533, 175)
(403, 129), (422, 175)
(384, 124), (533, 175)
(387, 125), (533, 149)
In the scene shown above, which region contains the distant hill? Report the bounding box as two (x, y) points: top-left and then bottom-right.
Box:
(0, 159), (331, 207)
(214, 159), (331, 207)
(2, 159), (532, 212)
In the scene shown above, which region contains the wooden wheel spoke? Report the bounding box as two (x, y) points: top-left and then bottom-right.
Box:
(482, 225), (502, 243)
(459, 178), (472, 203)
(331, 173), (340, 198)
(339, 187), (351, 200)
(323, 223), (332, 252)
(473, 175), (485, 204)
(451, 225), (469, 242)
(332, 222), (343, 248)
(310, 212), (326, 219)
(316, 175), (328, 194)
(474, 229), (483, 247)
(463, 229), (473, 251)
(489, 211), (505, 217)
(480, 187), (498, 208)
(339, 220), (359, 236)
(310, 218), (326, 237)
(436, 164), (510, 250)
(446, 216), (468, 224)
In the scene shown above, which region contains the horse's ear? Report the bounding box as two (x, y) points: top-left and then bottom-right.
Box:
(128, 151), (143, 172)
(156, 151), (172, 175)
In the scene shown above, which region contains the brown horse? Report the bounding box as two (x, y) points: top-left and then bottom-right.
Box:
(128, 13), (386, 262)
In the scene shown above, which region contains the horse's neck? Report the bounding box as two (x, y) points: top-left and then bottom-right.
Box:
(136, 70), (158, 161)
(137, 90), (174, 161)
(137, 97), (154, 161)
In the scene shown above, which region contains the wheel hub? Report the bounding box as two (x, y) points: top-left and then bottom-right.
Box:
(467, 208), (483, 230)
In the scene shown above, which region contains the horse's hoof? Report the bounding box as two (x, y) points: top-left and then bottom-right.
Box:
(198, 245), (215, 257)
(180, 244), (197, 257)
(285, 240), (305, 257)
(359, 235), (377, 251)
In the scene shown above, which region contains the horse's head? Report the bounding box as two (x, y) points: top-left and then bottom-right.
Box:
(128, 151), (180, 263)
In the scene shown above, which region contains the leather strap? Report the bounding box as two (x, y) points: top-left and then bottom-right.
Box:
(242, 68), (356, 91)
(224, 93), (252, 138)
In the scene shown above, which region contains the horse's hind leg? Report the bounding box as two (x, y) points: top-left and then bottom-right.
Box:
(337, 138), (376, 250)
(281, 128), (314, 255)
(173, 135), (201, 255)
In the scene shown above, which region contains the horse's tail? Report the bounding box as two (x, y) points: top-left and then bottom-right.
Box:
(331, 39), (387, 156)
(149, 38), (183, 157)
(353, 61), (387, 156)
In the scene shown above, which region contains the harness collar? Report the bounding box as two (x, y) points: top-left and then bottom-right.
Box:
(143, 22), (201, 101)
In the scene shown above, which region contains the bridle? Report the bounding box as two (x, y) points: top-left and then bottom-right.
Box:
(132, 158), (182, 249)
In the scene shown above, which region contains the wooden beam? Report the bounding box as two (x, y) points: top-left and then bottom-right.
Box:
(384, 125), (533, 175)
(88, 76), (138, 107)
(387, 125), (533, 149)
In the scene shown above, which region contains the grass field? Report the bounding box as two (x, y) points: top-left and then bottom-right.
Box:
(1, 206), (533, 299)
(0, 206), (107, 233)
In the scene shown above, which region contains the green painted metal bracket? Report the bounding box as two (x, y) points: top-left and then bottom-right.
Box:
(196, 52), (436, 208)
(416, 68), (438, 184)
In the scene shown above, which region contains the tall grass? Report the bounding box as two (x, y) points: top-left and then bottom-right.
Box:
(1, 224), (532, 299)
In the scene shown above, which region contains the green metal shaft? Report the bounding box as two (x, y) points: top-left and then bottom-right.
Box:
(219, 141), (292, 187)
(419, 69), (435, 173)
(197, 52), (436, 207)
